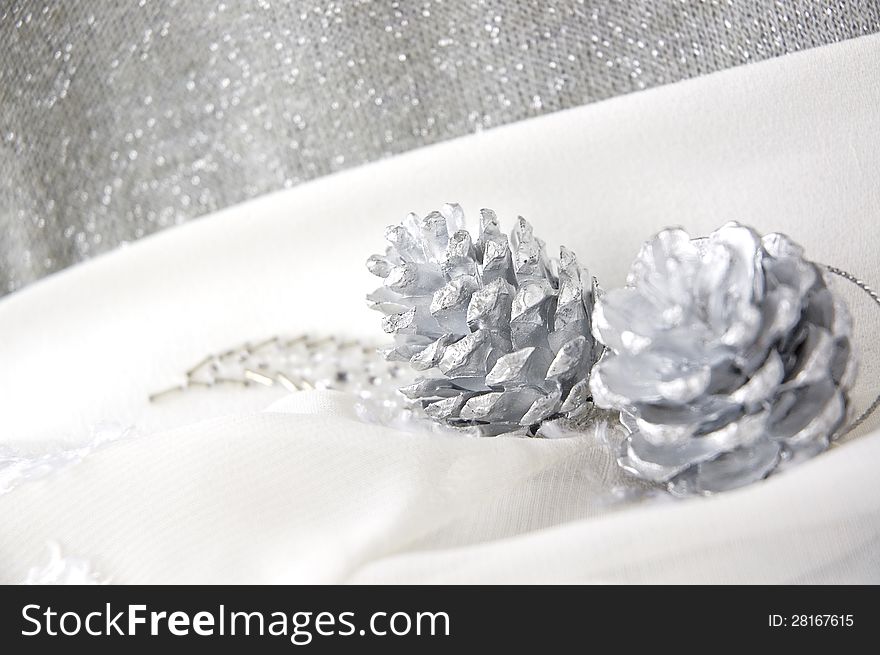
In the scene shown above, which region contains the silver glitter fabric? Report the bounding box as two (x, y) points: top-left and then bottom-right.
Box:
(2, 1), (879, 295)
(367, 204), (600, 435)
(590, 223), (856, 495)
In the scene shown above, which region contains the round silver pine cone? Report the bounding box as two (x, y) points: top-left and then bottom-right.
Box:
(590, 222), (856, 495)
(367, 204), (602, 435)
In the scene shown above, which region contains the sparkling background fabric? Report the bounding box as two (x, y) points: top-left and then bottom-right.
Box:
(1, 0), (878, 295)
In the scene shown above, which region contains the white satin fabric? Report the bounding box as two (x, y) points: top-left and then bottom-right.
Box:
(1, 34), (879, 583)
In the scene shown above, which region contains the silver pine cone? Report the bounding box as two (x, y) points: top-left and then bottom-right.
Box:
(590, 222), (856, 495)
(367, 204), (601, 435)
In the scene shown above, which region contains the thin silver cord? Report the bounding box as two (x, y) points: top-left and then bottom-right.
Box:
(823, 264), (880, 438)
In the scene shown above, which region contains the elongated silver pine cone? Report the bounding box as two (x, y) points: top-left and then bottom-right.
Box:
(590, 222), (857, 495)
(367, 204), (601, 435)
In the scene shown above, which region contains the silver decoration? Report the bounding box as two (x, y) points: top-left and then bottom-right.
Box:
(148, 334), (408, 401)
(590, 222), (857, 495)
(368, 204), (600, 435)
(147, 333), (485, 432)
(3, 1), (879, 295)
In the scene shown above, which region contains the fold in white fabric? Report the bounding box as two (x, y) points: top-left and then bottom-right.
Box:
(1, 34), (879, 583)
(1, 391), (878, 583)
